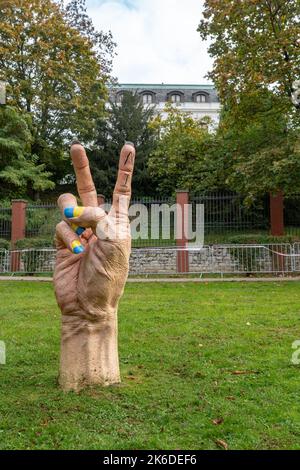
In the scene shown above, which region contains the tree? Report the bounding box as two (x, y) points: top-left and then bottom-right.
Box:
(148, 104), (222, 195)
(0, 106), (54, 199)
(0, 0), (114, 190)
(215, 90), (300, 202)
(198, 0), (300, 111)
(64, 0), (116, 78)
(198, 0), (300, 207)
(89, 91), (157, 198)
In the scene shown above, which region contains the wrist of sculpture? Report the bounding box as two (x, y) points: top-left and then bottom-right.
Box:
(59, 310), (120, 391)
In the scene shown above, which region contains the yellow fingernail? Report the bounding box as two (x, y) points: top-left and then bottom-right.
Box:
(71, 240), (84, 254)
(71, 240), (81, 250)
(73, 206), (84, 217)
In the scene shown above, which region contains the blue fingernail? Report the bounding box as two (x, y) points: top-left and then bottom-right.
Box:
(64, 207), (74, 218)
(73, 245), (85, 254)
(75, 226), (85, 236)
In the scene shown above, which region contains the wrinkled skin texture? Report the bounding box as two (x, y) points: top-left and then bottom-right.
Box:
(54, 142), (135, 391)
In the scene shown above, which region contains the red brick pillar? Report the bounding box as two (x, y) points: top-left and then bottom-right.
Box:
(270, 191), (284, 236)
(97, 194), (105, 207)
(11, 199), (27, 272)
(269, 192), (284, 272)
(176, 190), (189, 273)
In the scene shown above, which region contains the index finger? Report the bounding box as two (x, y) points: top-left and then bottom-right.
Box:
(70, 142), (98, 207)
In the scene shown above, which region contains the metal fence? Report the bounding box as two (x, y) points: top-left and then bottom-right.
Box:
(191, 192), (269, 236)
(25, 197), (177, 247)
(285, 195), (300, 237)
(1, 244), (300, 276)
(0, 192), (299, 247)
(130, 196), (176, 247)
(0, 207), (11, 240)
(26, 202), (59, 238)
(23, 193), (269, 246)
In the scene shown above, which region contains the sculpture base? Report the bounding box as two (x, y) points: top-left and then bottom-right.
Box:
(59, 316), (120, 392)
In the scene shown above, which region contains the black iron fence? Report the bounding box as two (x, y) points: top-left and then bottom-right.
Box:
(1, 192), (299, 248)
(191, 192), (269, 235)
(0, 206), (11, 240)
(26, 202), (59, 239)
(285, 195), (300, 237)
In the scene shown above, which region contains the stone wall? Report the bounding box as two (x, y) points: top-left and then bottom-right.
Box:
(1, 245), (295, 275)
(129, 247), (237, 274)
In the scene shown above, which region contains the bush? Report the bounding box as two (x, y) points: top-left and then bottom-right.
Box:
(26, 207), (60, 238)
(0, 238), (10, 250)
(226, 234), (297, 244)
(15, 237), (54, 250)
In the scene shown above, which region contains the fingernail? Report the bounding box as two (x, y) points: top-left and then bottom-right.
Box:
(75, 226), (85, 236)
(71, 240), (85, 254)
(64, 206), (84, 218)
(71, 140), (82, 147)
(64, 207), (75, 218)
(125, 141), (135, 147)
(71, 224), (85, 236)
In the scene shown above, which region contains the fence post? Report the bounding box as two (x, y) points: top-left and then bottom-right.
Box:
(270, 191), (284, 236)
(176, 190), (189, 273)
(10, 199), (27, 272)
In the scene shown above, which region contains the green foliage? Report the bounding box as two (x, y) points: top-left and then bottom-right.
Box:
(0, 106), (54, 198)
(0, 0), (114, 193)
(148, 104), (223, 195)
(89, 91), (157, 198)
(26, 207), (60, 238)
(0, 238), (10, 249)
(198, 0), (300, 110)
(226, 234), (297, 245)
(1, 281), (300, 449)
(15, 238), (54, 249)
(198, 1), (300, 200)
(65, 0), (116, 77)
(215, 91), (300, 201)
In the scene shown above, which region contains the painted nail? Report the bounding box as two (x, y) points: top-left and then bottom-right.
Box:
(71, 224), (85, 236)
(71, 240), (85, 254)
(64, 206), (84, 218)
(75, 226), (85, 236)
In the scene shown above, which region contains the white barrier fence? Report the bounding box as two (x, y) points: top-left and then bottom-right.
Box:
(1, 244), (300, 275)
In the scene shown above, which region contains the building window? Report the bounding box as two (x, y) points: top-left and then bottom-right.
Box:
(195, 94), (207, 103)
(142, 93), (153, 104)
(170, 94), (181, 103)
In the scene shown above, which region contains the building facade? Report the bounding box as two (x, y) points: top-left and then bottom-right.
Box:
(110, 83), (221, 123)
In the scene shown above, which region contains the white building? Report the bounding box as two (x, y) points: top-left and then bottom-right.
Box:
(110, 83), (221, 124)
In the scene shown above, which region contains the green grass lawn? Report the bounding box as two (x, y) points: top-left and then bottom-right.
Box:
(0, 281), (300, 450)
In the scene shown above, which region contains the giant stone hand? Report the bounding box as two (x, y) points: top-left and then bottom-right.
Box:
(54, 142), (135, 391)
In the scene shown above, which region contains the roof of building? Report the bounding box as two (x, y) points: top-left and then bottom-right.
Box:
(117, 83), (215, 90)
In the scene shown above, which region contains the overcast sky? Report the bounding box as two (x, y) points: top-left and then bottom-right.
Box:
(82, 0), (213, 84)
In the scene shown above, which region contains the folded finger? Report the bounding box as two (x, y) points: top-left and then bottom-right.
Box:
(58, 193), (86, 236)
(55, 221), (85, 254)
(63, 205), (107, 229)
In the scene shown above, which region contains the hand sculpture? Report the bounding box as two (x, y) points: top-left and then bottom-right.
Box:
(54, 142), (135, 391)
